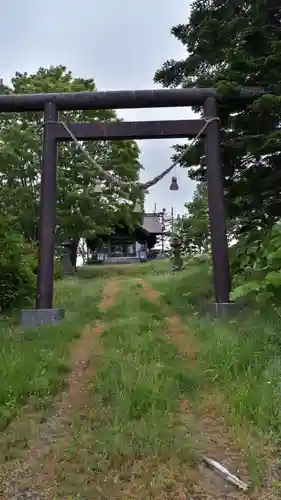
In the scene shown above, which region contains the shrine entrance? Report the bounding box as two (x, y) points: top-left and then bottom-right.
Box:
(0, 86), (263, 326)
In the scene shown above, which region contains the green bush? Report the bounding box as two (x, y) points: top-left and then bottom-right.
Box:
(0, 220), (36, 311)
(231, 223), (281, 303)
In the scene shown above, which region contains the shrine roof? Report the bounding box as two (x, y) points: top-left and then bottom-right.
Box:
(140, 214), (163, 234)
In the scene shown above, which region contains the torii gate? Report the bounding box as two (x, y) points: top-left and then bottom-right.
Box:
(0, 86), (265, 326)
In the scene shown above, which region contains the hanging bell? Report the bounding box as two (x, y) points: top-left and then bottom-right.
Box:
(94, 182), (103, 193)
(169, 176), (179, 191)
(132, 198), (143, 213)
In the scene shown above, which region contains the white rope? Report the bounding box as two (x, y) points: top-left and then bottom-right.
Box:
(55, 116), (219, 190)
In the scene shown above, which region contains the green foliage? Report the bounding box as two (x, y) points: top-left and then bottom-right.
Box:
(0, 65), (142, 257)
(0, 214), (36, 311)
(173, 182), (236, 256)
(154, 0), (281, 231)
(174, 183), (210, 254)
(231, 223), (281, 303)
(155, 0), (281, 303)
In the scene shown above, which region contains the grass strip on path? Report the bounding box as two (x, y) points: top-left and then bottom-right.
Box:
(46, 278), (200, 499)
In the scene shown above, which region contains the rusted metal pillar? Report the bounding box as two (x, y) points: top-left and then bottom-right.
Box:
(36, 102), (58, 309)
(204, 97), (231, 308)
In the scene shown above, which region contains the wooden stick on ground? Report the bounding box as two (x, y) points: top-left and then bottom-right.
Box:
(203, 456), (249, 492)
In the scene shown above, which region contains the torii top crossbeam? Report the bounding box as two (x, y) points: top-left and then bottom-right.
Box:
(0, 86), (269, 112)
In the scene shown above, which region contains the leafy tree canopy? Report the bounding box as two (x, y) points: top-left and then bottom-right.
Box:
(0, 65), (142, 250)
(154, 0), (281, 232)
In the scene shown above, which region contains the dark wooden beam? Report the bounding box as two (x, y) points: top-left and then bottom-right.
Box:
(0, 87), (268, 112)
(53, 119), (206, 141)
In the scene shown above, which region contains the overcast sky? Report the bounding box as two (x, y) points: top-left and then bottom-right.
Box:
(1, 0), (196, 216)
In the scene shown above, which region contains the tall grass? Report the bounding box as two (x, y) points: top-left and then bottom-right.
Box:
(150, 263), (281, 440)
(0, 278), (103, 429)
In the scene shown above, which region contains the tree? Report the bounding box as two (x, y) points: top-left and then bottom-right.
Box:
(175, 181), (237, 255)
(0, 66), (142, 266)
(174, 183), (210, 254)
(154, 0), (281, 233)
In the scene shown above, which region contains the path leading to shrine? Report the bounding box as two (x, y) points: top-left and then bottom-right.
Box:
(0, 262), (278, 499)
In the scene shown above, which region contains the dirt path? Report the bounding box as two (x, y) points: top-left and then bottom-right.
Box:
(0, 277), (277, 499)
(0, 279), (119, 500)
(138, 279), (277, 500)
